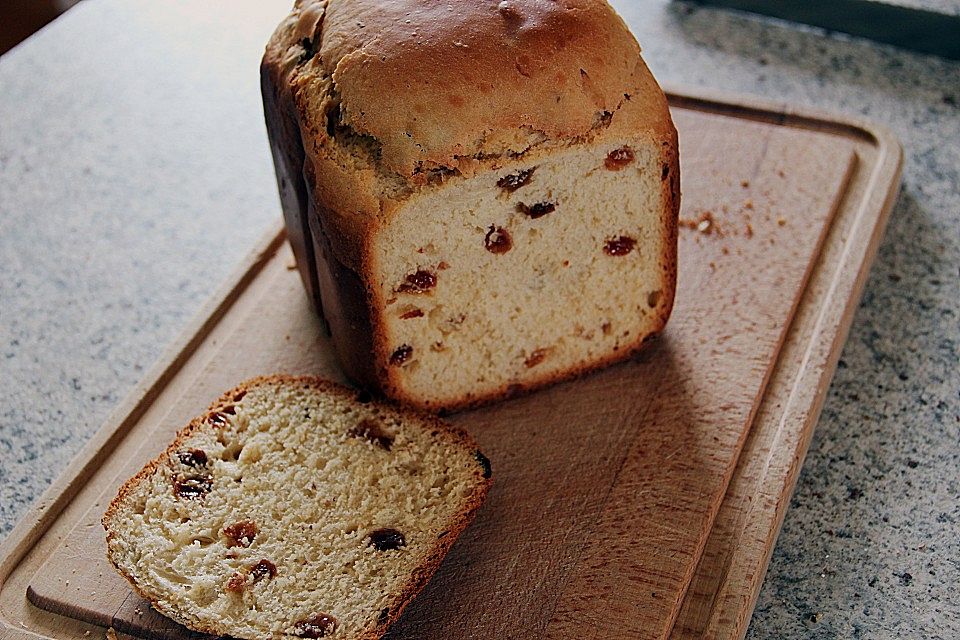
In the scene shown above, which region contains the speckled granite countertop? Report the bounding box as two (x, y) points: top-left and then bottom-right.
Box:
(1, 1), (957, 637)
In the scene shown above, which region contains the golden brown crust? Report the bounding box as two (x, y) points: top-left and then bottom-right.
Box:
(102, 375), (492, 639)
(273, 0), (665, 178)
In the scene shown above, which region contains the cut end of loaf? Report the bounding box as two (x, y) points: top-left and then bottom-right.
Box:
(373, 137), (677, 410)
(102, 376), (490, 639)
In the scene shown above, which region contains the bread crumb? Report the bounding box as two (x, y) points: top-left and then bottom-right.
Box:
(679, 211), (717, 235)
(745, 223), (754, 238)
(777, 169), (786, 178)
(106, 628), (118, 640)
(286, 262), (297, 271)
(722, 246), (730, 255)
(84, 631), (90, 637)
(744, 200), (754, 210)
(777, 217), (787, 226)
(740, 180), (749, 188)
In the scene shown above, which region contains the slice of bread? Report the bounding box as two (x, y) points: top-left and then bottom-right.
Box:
(102, 375), (491, 639)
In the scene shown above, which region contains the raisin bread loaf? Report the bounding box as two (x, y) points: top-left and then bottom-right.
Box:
(102, 376), (491, 639)
(261, 0), (679, 411)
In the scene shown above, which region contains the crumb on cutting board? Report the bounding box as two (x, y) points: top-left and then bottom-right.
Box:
(679, 210), (719, 235)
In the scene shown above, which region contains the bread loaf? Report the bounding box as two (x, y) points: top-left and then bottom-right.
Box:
(102, 376), (491, 639)
(261, 0), (679, 410)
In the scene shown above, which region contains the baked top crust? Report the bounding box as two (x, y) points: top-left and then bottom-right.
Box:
(264, 0), (672, 180)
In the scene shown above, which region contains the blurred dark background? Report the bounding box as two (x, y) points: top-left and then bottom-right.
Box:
(1, 0), (79, 55)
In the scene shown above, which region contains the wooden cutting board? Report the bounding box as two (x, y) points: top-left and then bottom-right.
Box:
(0, 88), (901, 640)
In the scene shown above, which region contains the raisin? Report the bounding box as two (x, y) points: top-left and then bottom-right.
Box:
(326, 104), (339, 137)
(474, 450), (492, 479)
(174, 474), (212, 500)
(396, 269), (436, 294)
(505, 384), (523, 398)
(221, 405), (237, 415)
(177, 448), (208, 467)
(233, 389), (247, 402)
(524, 348), (549, 367)
(603, 236), (636, 256)
(250, 559), (277, 582)
(517, 201), (556, 219)
(400, 308), (424, 319)
(605, 146), (635, 170)
(498, 1), (521, 21)
(662, 163), (670, 180)
(378, 608), (390, 624)
(294, 614), (338, 638)
(368, 528), (406, 551)
(497, 167), (535, 192)
(648, 290), (662, 308)
(484, 225), (512, 254)
(223, 520), (258, 547)
(347, 418), (394, 451)
(208, 412), (229, 427)
(390, 345), (413, 366)
(299, 38), (316, 64)
(225, 572), (247, 594)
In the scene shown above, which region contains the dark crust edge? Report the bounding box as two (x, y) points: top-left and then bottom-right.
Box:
(101, 374), (492, 640)
(260, 57), (325, 326)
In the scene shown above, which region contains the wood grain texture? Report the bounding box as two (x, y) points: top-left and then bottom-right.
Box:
(542, 114), (855, 640)
(27, 108), (853, 639)
(0, 93), (902, 640)
(669, 91), (903, 640)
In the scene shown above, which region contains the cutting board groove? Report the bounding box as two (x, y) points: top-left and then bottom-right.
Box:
(0, 88), (901, 640)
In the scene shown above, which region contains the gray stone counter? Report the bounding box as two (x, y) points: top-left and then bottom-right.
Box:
(1, 1), (957, 637)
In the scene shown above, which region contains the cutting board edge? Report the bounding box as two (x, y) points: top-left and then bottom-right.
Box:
(668, 94), (903, 640)
(721, 125), (902, 640)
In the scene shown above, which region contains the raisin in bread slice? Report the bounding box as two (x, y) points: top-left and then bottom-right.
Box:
(102, 375), (491, 639)
(261, 0), (679, 411)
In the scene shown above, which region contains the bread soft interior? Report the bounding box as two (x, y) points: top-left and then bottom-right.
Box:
(376, 138), (670, 407)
